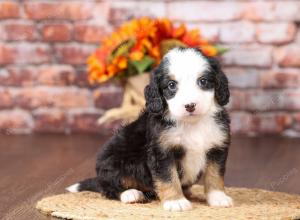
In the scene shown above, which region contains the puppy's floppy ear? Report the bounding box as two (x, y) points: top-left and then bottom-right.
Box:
(144, 70), (164, 114)
(209, 57), (230, 106)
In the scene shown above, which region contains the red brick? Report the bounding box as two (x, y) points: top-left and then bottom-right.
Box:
(168, 1), (243, 22)
(220, 21), (255, 43)
(256, 23), (296, 44)
(42, 23), (72, 42)
(243, 1), (300, 21)
(275, 45), (300, 67)
(55, 44), (96, 65)
(0, 110), (33, 134)
(36, 65), (76, 86)
(69, 109), (121, 134)
(1, 67), (35, 86)
(74, 24), (106, 43)
(2, 21), (37, 41)
(14, 87), (92, 109)
(260, 69), (300, 88)
(0, 25), (4, 40)
(231, 111), (292, 135)
(225, 68), (259, 89)
(251, 113), (292, 134)
(230, 112), (253, 135)
(222, 45), (272, 67)
(94, 87), (123, 110)
(248, 90), (283, 111)
(24, 2), (93, 20)
(69, 109), (102, 133)
(4, 65), (76, 86)
(75, 69), (93, 88)
(282, 90), (300, 110)
(227, 90), (246, 111)
(228, 90), (273, 111)
(0, 43), (15, 64)
(110, 1), (166, 23)
(230, 89), (300, 111)
(0, 88), (13, 108)
(0, 43), (51, 65)
(33, 109), (68, 133)
(0, 1), (19, 19)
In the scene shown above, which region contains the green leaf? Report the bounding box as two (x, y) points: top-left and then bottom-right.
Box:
(108, 39), (135, 62)
(215, 45), (229, 55)
(130, 56), (155, 74)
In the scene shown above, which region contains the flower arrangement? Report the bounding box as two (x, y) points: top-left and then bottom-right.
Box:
(87, 17), (226, 84)
(88, 17), (227, 124)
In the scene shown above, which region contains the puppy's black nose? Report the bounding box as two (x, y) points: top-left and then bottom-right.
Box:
(185, 103), (196, 113)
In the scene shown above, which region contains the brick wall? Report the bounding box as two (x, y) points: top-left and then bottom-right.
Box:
(0, 0), (299, 136)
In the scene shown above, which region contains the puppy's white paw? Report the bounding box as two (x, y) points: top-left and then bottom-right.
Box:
(120, 189), (144, 203)
(163, 198), (193, 211)
(207, 190), (233, 207)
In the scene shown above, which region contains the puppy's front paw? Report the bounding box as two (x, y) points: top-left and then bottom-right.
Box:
(120, 189), (144, 203)
(207, 190), (233, 207)
(163, 198), (193, 211)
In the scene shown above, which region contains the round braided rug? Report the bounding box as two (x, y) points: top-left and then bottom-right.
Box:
(36, 185), (300, 220)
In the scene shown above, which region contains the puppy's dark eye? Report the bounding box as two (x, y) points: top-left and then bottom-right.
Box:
(168, 81), (177, 91)
(197, 78), (208, 87)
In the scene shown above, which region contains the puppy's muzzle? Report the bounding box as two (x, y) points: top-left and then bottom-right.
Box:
(184, 103), (196, 113)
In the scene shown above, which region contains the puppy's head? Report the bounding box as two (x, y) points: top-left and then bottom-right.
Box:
(145, 47), (229, 121)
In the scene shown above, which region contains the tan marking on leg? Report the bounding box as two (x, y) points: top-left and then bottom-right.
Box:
(121, 177), (139, 189)
(121, 176), (151, 192)
(154, 166), (184, 201)
(204, 162), (233, 207)
(155, 166), (193, 211)
(203, 162), (224, 194)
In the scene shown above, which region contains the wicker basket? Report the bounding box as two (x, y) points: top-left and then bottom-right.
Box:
(98, 73), (150, 125)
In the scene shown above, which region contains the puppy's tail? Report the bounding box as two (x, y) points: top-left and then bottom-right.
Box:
(66, 177), (99, 193)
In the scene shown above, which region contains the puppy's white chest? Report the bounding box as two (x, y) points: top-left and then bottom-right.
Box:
(178, 125), (212, 185)
(160, 117), (225, 185)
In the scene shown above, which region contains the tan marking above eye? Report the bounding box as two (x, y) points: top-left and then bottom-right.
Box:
(168, 74), (176, 80)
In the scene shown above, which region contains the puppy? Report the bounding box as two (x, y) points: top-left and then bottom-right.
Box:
(67, 47), (233, 211)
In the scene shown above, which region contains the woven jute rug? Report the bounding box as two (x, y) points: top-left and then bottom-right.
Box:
(36, 185), (300, 220)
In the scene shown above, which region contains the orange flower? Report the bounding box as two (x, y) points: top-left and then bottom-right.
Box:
(200, 45), (218, 57)
(172, 24), (186, 39)
(111, 56), (128, 70)
(129, 41), (145, 61)
(182, 29), (203, 46)
(116, 56), (128, 69)
(107, 64), (118, 77)
(157, 18), (173, 39)
(148, 46), (160, 63)
(87, 17), (225, 84)
(129, 50), (144, 61)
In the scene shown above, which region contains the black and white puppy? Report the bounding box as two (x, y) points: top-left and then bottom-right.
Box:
(67, 47), (233, 211)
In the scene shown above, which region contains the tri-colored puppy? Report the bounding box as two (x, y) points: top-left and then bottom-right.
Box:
(67, 47), (233, 211)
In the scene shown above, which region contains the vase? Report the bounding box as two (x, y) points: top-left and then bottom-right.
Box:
(97, 73), (150, 125)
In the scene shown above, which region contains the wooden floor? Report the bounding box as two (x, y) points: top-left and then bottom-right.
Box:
(1, 134), (299, 220)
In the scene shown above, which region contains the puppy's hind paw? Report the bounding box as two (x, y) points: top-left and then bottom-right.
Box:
(120, 189), (144, 203)
(207, 190), (233, 207)
(163, 198), (193, 211)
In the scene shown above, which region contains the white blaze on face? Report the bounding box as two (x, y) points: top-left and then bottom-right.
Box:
(165, 49), (215, 120)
